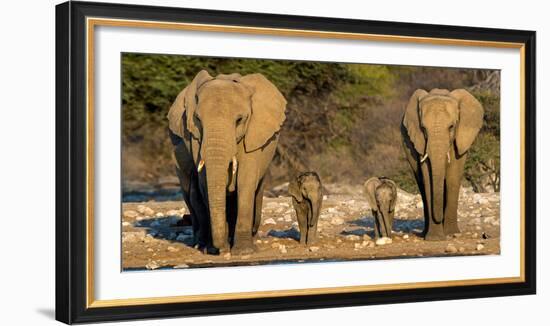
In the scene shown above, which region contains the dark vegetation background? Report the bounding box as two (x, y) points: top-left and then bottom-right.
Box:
(121, 53), (500, 196)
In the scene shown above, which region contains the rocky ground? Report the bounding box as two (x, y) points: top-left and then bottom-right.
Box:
(121, 184), (500, 270)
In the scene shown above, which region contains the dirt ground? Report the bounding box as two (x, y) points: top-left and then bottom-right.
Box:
(121, 184), (500, 270)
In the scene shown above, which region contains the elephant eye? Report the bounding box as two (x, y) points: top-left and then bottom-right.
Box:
(236, 115), (244, 125)
(195, 94), (199, 104)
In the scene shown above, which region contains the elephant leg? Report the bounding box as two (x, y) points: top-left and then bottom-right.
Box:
(421, 162), (445, 240)
(232, 167), (259, 255)
(308, 224), (318, 244)
(444, 153), (467, 235)
(189, 173), (210, 249)
(295, 201), (307, 245)
(373, 210), (381, 239)
(252, 176), (266, 236)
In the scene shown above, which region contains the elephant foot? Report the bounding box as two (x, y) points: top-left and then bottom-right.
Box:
(231, 241), (257, 256)
(424, 230), (446, 241)
(444, 223), (461, 235)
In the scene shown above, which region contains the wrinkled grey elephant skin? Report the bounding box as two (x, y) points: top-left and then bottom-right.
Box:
(289, 172), (323, 245)
(364, 177), (397, 239)
(167, 70), (287, 255)
(401, 88), (484, 240)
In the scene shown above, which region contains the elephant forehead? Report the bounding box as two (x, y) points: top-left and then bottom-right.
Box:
(420, 96), (458, 121)
(199, 80), (251, 101)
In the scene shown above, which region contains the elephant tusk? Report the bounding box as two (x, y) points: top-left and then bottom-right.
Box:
(447, 151), (451, 163)
(420, 152), (429, 163)
(197, 159), (205, 173)
(231, 156), (238, 176)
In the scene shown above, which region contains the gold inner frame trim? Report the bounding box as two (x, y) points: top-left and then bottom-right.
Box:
(85, 17), (526, 309)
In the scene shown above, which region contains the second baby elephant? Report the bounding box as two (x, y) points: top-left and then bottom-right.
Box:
(289, 172), (323, 245)
(364, 177), (397, 239)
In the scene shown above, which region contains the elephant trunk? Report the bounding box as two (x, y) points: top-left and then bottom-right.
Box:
(427, 140), (448, 224)
(308, 197), (319, 228)
(203, 123), (234, 253)
(379, 204), (392, 237)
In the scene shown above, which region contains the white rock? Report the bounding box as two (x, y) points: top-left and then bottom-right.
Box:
(122, 221), (131, 227)
(263, 218), (277, 225)
(328, 207), (337, 213)
(415, 201), (423, 209)
(445, 244), (458, 253)
(137, 205), (155, 216)
(123, 210), (139, 218)
(145, 261), (159, 270)
(173, 264), (189, 269)
(468, 218), (481, 225)
(277, 217), (284, 222)
(331, 217), (345, 226)
(167, 246), (178, 252)
(375, 237), (392, 246)
(403, 234), (409, 239)
(345, 235), (361, 241)
(323, 195), (328, 200)
(279, 244), (287, 254)
(476, 244), (485, 251)
(309, 246), (320, 252)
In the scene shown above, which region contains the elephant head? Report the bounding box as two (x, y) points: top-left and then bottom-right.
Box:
(403, 88), (484, 223)
(289, 172), (323, 229)
(168, 70), (286, 252)
(364, 177), (397, 238)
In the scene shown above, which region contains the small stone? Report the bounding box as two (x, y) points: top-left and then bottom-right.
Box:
(445, 244), (458, 253)
(376, 237), (392, 246)
(173, 264), (189, 269)
(345, 235), (361, 241)
(147, 248), (154, 252)
(137, 205), (155, 216)
(476, 244), (485, 251)
(415, 201), (423, 209)
(155, 212), (165, 218)
(279, 244), (287, 254)
(256, 239), (262, 244)
(277, 217), (284, 222)
(336, 239), (343, 244)
(263, 218), (276, 225)
(122, 221), (131, 227)
(331, 217), (345, 226)
(145, 261), (159, 270)
(468, 218), (481, 225)
(403, 234), (409, 239)
(166, 209), (180, 216)
(459, 247), (466, 253)
(309, 246), (320, 252)
(167, 246), (178, 252)
(223, 253), (231, 259)
(123, 210), (138, 218)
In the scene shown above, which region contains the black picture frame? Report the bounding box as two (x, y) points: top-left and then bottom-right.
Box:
(56, 1), (536, 324)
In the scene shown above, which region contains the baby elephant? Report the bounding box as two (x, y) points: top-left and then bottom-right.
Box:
(364, 177), (397, 239)
(289, 172), (323, 245)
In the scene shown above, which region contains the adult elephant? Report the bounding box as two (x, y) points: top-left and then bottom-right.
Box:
(401, 88), (484, 240)
(167, 70), (287, 255)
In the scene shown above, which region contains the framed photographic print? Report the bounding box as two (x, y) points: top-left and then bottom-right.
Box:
(55, 1), (536, 324)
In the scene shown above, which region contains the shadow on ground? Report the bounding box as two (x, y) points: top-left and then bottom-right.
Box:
(346, 216), (425, 237)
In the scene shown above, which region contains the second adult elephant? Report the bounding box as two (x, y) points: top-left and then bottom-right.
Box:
(401, 88), (484, 240)
(168, 70), (287, 254)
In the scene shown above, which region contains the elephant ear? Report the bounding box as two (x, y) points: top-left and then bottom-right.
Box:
(403, 89), (429, 155)
(239, 74), (287, 152)
(450, 89), (484, 156)
(288, 179), (303, 202)
(183, 70), (213, 139)
(364, 177), (381, 211)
